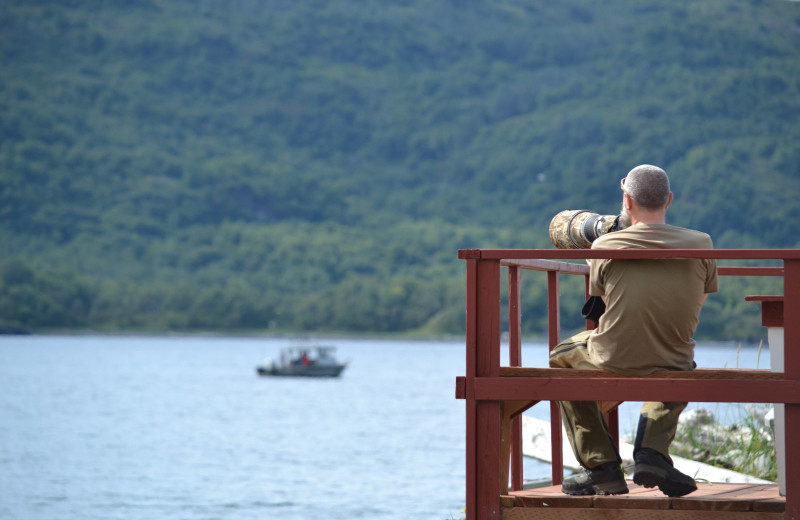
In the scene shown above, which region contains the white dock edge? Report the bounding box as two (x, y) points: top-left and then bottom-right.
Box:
(521, 415), (774, 485)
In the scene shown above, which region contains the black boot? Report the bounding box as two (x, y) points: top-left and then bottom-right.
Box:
(633, 448), (697, 497)
(562, 461), (629, 496)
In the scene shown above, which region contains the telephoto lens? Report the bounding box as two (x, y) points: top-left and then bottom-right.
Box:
(549, 210), (619, 249)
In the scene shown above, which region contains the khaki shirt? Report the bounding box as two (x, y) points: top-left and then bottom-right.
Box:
(587, 223), (718, 375)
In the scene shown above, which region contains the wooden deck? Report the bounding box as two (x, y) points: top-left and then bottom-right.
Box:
(501, 482), (785, 519)
(457, 249), (800, 520)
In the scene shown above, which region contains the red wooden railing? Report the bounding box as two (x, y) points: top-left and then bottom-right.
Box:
(456, 248), (800, 520)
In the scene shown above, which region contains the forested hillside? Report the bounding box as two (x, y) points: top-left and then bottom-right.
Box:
(2, 0), (799, 339)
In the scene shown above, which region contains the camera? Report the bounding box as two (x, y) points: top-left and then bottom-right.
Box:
(549, 209), (621, 249)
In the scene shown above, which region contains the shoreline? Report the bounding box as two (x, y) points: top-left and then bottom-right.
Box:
(0, 328), (764, 349)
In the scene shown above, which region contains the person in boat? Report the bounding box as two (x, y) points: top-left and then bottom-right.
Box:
(549, 164), (718, 497)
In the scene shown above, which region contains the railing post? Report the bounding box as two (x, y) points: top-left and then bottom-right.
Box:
(584, 274), (594, 330)
(464, 258), (477, 520)
(783, 259), (800, 520)
(465, 257), (502, 520)
(508, 266), (523, 491)
(547, 270), (564, 485)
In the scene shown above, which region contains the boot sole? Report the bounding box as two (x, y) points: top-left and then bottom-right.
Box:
(633, 463), (697, 497)
(562, 481), (629, 496)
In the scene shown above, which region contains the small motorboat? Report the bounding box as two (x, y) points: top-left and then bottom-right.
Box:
(256, 345), (347, 378)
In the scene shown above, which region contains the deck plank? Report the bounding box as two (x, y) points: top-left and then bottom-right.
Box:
(501, 508), (783, 520)
(593, 484), (671, 510)
(671, 483), (756, 511)
(752, 496), (788, 514)
(505, 482), (784, 517)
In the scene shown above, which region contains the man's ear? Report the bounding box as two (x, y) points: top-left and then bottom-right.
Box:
(665, 192), (674, 210)
(623, 192), (633, 210)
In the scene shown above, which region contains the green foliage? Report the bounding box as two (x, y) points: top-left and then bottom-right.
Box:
(673, 405), (778, 482)
(0, 259), (94, 329)
(1, 0), (799, 336)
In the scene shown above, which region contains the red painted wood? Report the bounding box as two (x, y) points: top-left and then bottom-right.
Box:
(499, 367), (780, 379)
(720, 266), (784, 276)
(549, 403), (562, 486)
(466, 259), (477, 384)
(508, 266), (521, 369)
(464, 259), (477, 520)
(508, 266), (523, 492)
(547, 270), (560, 350)
(475, 259), (501, 520)
(584, 274), (596, 331)
(510, 417), (522, 491)
(458, 249), (482, 259)
(501, 258), (589, 275)
(746, 296), (786, 301)
(465, 248), (800, 260)
(500, 262), (782, 277)
(786, 403), (800, 520)
(473, 377), (800, 403)
(476, 402), (501, 519)
(761, 301), (784, 328)
(547, 270), (563, 485)
(783, 260), (800, 520)
(455, 376), (466, 399)
(745, 296), (785, 328)
(476, 260), (501, 377)
(607, 405), (620, 448)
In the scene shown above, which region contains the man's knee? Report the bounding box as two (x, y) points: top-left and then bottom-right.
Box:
(549, 330), (594, 369)
(549, 343), (574, 368)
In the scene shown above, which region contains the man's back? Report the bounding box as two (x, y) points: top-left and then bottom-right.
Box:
(587, 223), (718, 375)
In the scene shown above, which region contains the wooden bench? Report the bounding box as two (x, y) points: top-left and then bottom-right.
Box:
(456, 367), (795, 496)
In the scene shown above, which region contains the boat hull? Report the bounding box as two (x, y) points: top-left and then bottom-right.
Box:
(256, 363), (347, 378)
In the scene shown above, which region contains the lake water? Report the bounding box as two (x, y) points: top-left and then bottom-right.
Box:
(0, 335), (771, 520)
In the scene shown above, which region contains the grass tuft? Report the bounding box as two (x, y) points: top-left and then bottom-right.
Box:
(672, 404), (777, 481)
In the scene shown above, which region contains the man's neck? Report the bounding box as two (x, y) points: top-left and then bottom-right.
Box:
(630, 211), (667, 226)
(623, 192), (671, 227)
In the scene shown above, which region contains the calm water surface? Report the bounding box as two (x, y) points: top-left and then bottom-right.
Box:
(0, 336), (769, 520)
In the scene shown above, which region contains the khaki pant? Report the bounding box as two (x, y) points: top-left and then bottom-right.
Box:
(549, 330), (686, 469)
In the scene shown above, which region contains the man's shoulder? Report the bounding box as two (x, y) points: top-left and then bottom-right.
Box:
(591, 226), (650, 249)
(661, 225), (714, 248)
(593, 224), (713, 249)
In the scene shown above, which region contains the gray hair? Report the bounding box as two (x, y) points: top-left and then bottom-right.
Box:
(622, 164), (671, 210)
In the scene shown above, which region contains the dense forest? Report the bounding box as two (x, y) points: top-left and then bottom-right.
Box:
(2, 0), (799, 340)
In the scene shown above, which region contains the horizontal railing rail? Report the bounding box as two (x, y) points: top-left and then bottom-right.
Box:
(461, 248), (800, 260)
